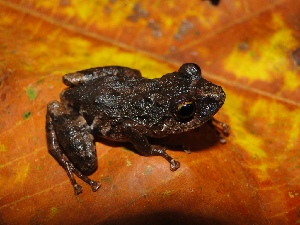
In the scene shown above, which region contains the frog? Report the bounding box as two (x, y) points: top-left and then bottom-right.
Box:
(46, 63), (229, 195)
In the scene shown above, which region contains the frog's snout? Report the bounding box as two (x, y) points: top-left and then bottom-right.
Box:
(196, 80), (226, 104)
(210, 85), (226, 104)
(47, 101), (62, 114)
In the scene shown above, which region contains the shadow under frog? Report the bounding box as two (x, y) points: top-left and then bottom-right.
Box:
(46, 63), (229, 195)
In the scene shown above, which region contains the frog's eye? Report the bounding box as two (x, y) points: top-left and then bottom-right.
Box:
(171, 95), (196, 121)
(176, 101), (195, 120)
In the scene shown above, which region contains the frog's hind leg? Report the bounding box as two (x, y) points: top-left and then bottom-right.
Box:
(46, 101), (101, 195)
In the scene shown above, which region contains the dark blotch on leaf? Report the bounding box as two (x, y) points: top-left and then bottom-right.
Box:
(23, 111), (31, 120)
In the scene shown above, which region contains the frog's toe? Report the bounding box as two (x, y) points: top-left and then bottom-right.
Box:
(73, 184), (83, 195)
(222, 124), (230, 136)
(219, 136), (227, 144)
(170, 159), (180, 171)
(90, 181), (101, 192)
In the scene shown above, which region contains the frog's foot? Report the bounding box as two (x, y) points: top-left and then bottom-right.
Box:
(54, 151), (101, 195)
(151, 145), (180, 171)
(208, 117), (230, 144)
(67, 161), (101, 194)
(71, 171), (100, 194)
(77, 174), (101, 192)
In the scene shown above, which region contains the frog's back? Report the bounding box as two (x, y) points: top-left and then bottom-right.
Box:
(62, 66), (143, 87)
(60, 67), (153, 118)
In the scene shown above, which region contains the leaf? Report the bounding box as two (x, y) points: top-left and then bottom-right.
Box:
(0, 0), (299, 224)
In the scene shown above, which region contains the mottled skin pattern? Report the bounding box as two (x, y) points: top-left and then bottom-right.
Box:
(46, 63), (229, 195)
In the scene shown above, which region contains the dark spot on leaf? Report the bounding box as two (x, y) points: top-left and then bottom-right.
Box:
(127, 3), (148, 22)
(202, 0), (220, 6)
(37, 78), (44, 84)
(101, 176), (112, 183)
(292, 48), (300, 66)
(238, 42), (249, 51)
(23, 111), (31, 120)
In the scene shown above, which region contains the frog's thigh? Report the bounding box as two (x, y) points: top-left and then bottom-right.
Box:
(60, 121), (97, 175)
(47, 101), (97, 175)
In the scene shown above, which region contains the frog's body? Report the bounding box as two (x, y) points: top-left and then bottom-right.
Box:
(46, 63), (229, 195)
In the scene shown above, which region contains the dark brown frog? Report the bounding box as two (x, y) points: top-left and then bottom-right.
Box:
(46, 63), (229, 195)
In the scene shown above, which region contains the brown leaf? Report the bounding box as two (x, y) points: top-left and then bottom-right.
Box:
(0, 0), (299, 224)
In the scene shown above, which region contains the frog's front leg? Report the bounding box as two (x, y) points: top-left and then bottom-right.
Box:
(207, 117), (230, 144)
(46, 101), (101, 195)
(123, 123), (180, 171)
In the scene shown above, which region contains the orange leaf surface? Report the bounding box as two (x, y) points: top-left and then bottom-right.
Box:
(0, 0), (300, 224)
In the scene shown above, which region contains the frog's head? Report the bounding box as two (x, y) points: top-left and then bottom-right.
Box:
(168, 63), (226, 129)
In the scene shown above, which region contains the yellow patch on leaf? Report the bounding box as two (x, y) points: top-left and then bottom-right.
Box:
(224, 89), (300, 182)
(224, 13), (299, 89)
(224, 91), (266, 159)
